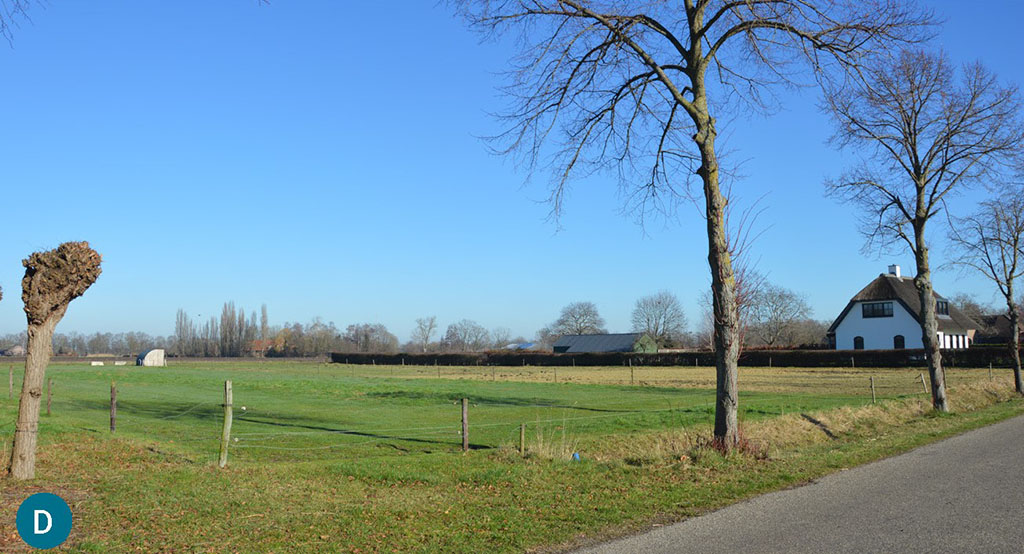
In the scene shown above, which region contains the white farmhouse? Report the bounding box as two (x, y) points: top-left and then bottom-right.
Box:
(827, 265), (977, 351)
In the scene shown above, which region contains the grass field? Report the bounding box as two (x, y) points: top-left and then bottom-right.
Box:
(0, 360), (1019, 552)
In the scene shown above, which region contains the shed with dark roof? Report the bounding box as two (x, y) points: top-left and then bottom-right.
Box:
(552, 333), (658, 353)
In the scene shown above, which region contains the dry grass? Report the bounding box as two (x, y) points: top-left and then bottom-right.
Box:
(365, 363), (998, 397)
(579, 376), (1021, 465)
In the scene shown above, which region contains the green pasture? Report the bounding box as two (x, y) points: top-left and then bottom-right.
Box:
(0, 359), (1015, 552)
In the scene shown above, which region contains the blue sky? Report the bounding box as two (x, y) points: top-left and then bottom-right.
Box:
(0, 1), (1020, 342)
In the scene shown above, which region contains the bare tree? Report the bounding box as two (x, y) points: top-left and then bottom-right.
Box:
(491, 326), (513, 348)
(455, 0), (930, 447)
(948, 293), (991, 329)
(0, 0), (32, 43)
(826, 49), (1024, 412)
(9, 242), (102, 480)
(412, 316), (438, 353)
(443, 319), (491, 352)
(342, 323), (399, 354)
(552, 301), (606, 335)
(631, 291), (687, 346)
(949, 188), (1024, 392)
(749, 282), (812, 346)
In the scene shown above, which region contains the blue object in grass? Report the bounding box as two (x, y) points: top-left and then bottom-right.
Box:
(571, 452), (580, 461)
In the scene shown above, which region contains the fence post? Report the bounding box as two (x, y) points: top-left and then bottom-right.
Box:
(110, 381), (117, 433)
(920, 373), (928, 394)
(631, 366), (635, 386)
(461, 398), (469, 452)
(554, 368), (557, 383)
(520, 423), (526, 456)
(492, 367), (496, 381)
(8, 365), (12, 400)
(851, 356), (855, 368)
(989, 363), (993, 380)
(46, 379), (52, 416)
(219, 380), (233, 468)
(870, 376), (876, 403)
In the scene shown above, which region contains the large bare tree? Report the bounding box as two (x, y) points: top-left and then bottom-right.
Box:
(412, 316), (438, 352)
(749, 282), (812, 346)
(826, 49), (1024, 411)
(552, 301), (606, 335)
(9, 242), (102, 480)
(949, 188), (1024, 393)
(631, 291), (687, 346)
(456, 0), (931, 447)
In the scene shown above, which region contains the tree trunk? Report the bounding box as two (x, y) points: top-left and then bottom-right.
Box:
(694, 108), (740, 447)
(9, 314), (61, 480)
(1007, 282), (1022, 394)
(913, 231), (948, 412)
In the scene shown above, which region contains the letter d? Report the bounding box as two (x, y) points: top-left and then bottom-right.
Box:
(34, 510), (52, 534)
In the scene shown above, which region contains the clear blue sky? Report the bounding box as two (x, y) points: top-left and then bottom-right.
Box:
(0, 1), (1020, 342)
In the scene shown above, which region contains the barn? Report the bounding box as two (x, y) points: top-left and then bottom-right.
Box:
(552, 333), (658, 353)
(136, 349), (167, 367)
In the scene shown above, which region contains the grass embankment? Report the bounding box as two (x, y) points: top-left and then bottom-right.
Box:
(0, 361), (1018, 552)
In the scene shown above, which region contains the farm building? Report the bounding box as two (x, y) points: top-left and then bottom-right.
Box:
(136, 349), (166, 367)
(973, 314), (1023, 345)
(0, 345), (26, 356)
(827, 265), (977, 351)
(552, 333), (657, 353)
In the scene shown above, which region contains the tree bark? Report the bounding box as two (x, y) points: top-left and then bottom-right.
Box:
(913, 227), (948, 412)
(9, 312), (62, 480)
(1007, 281), (1022, 394)
(693, 109), (740, 447)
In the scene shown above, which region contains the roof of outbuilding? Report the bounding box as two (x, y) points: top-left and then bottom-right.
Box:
(552, 333), (641, 353)
(828, 274), (978, 334)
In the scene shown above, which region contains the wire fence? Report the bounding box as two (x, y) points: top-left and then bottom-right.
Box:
(0, 362), (1008, 465)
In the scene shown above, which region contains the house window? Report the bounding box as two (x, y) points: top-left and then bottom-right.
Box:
(936, 300), (949, 316)
(854, 336), (865, 350)
(894, 335), (905, 349)
(862, 302), (894, 318)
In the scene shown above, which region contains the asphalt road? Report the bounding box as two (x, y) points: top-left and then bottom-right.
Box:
(579, 414), (1024, 554)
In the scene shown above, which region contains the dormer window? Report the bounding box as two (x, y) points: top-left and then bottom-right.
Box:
(862, 302), (893, 318)
(936, 300), (949, 316)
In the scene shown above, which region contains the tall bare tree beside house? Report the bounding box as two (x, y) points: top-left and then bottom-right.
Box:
(749, 282), (812, 346)
(826, 49), (1024, 411)
(455, 0), (931, 447)
(9, 242), (101, 480)
(949, 188), (1024, 393)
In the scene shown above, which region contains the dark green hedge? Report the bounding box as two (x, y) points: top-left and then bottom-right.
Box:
(330, 347), (1022, 369)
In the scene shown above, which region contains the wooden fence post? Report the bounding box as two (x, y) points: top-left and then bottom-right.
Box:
(554, 368), (557, 383)
(219, 380), (233, 468)
(492, 367), (496, 381)
(8, 365), (12, 400)
(520, 423), (526, 456)
(46, 379), (52, 416)
(110, 382), (117, 433)
(631, 366), (635, 386)
(870, 376), (876, 403)
(920, 373), (928, 394)
(461, 398), (469, 452)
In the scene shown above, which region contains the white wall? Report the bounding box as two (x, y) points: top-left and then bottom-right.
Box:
(834, 301), (923, 350)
